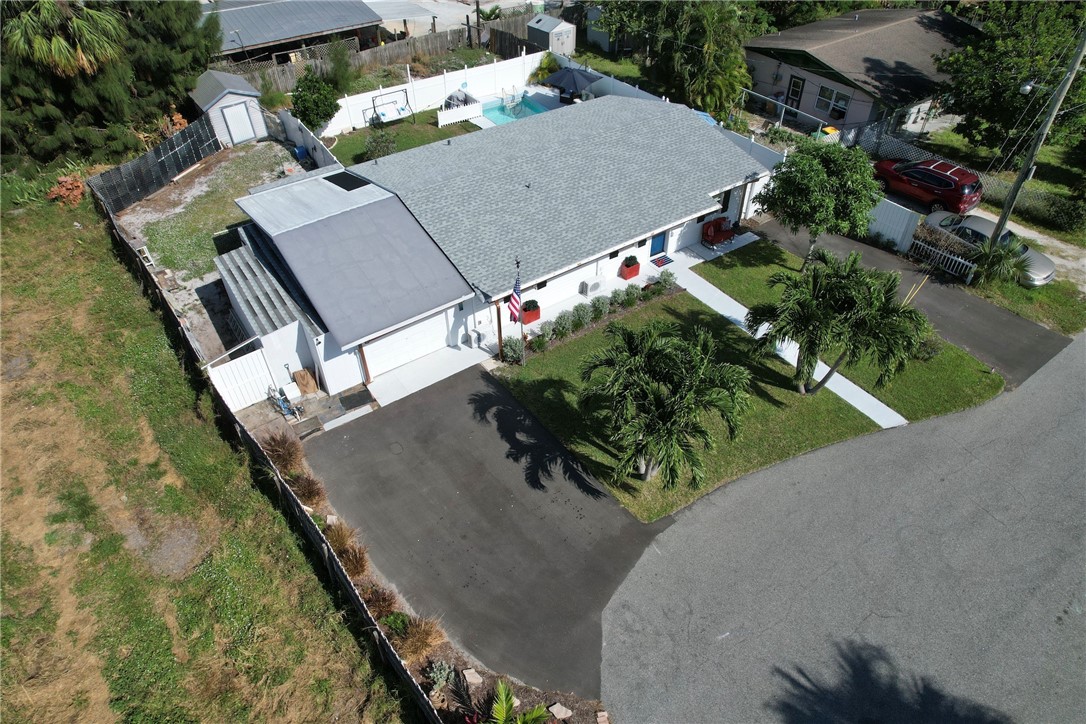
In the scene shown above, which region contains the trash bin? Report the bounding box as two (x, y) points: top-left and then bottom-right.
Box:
(293, 145), (308, 162)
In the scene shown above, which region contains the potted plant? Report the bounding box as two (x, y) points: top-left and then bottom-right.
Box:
(522, 299), (540, 324)
(619, 255), (640, 280)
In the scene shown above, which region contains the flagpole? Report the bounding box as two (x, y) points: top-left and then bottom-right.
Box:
(516, 257), (525, 341)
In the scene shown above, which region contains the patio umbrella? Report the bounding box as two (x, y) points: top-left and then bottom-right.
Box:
(542, 67), (601, 94)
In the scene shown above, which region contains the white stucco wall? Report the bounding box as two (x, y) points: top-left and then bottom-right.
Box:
(315, 332), (364, 395)
(260, 321), (315, 389)
(746, 51), (879, 128)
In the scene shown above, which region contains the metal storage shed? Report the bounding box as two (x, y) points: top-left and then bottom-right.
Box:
(190, 70), (268, 147)
(526, 14), (575, 56)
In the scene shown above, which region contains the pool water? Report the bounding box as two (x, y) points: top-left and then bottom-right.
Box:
(481, 96), (547, 125)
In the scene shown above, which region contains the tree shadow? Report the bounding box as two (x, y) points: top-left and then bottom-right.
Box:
(706, 238), (795, 272)
(657, 303), (796, 408)
(861, 58), (932, 110)
(467, 370), (609, 499)
(768, 639), (1012, 724)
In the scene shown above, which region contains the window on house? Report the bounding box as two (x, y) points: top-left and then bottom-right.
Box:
(815, 86), (851, 119)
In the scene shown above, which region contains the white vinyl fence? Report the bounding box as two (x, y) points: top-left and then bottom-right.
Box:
(907, 236), (977, 284)
(207, 348), (276, 412)
(278, 111), (342, 169)
(438, 102), (484, 127)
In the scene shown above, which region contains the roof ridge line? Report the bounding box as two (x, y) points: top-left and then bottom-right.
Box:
(806, 10), (926, 51)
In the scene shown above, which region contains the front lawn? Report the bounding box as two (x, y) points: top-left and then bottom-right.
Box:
(966, 278), (1086, 336)
(330, 109), (478, 165)
(694, 240), (1005, 420)
(498, 292), (878, 522)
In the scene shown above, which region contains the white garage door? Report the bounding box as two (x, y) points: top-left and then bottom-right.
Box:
(364, 312), (451, 377)
(221, 102), (255, 145)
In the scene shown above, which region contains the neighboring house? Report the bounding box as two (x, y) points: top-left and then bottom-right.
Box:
(190, 70), (268, 147)
(745, 9), (976, 129)
(227, 96), (769, 392)
(204, 0), (383, 62)
(527, 13), (576, 56)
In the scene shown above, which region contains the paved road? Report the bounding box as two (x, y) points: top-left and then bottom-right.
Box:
(305, 367), (668, 698)
(761, 220), (1072, 388)
(602, 335), (1085, 722)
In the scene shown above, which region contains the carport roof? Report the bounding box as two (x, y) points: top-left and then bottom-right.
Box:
(351, 95), (769, 297)
(205, 0), (382, 54)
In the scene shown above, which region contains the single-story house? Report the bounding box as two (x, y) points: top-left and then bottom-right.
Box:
(204, 0), (383, 62)
(190, 70), (268, 147)
(745, 9), (976, 128)
(527, 13), (576, 56)
(225, 95), (770, 395)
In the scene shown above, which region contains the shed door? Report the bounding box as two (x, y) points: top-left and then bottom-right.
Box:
(222, 102), (255, 145)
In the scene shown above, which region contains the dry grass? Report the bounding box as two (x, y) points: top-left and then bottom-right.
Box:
(398, 617), (445, 663)
(340, 543), (369, 579)
(360, 585), (397, 619)
(323, 521), (356, 556)
(286, 472), (326, 506)
(262, 431), (304, 474)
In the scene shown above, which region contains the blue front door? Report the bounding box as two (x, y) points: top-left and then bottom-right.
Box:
(650, 232), (666, 256)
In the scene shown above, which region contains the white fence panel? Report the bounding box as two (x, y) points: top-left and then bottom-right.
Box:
(277, 111), (342, 169)
(208, 348), (275, 412)
(720, 129), (786, 168)
(869, 198), (922, 252)
(554, 53), (664, 102)
(322, 52), (546, 136)
(908, 237), (977, 284)
(438, 102), (484, 127)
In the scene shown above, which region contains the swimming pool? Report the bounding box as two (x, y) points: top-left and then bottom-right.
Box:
(481, 96), (548, 125)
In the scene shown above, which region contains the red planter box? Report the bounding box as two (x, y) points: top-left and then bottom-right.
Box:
(619, 262), (640, 280)
(522, 307), (540, 325)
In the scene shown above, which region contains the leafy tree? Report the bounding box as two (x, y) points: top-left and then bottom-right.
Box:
(489, 680), (548, 724)
(362, 128), (396, 161)
(746, 249), (929, 394)
(580, 322), (752, 488)
(753, 139), (880, 269)
(291, 68), (340, 131)
(2, 0), (124, 76)
(967, 236), (1033, 286)
(757, 1), (895, 32)
(935, 2), (1086, 154)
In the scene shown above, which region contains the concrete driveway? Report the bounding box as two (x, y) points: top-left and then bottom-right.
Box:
(761, 220), (1072, 388)
(602, 335), (1085, 722)
(305, 367), (668, 698)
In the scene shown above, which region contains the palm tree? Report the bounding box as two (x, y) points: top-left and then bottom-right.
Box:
(489, 680), (548, 724)
(2, 0), (125, 77)
(476, 4), (502, 21)
(581, 323), (751, 488)
(968, 236), (1033, 286)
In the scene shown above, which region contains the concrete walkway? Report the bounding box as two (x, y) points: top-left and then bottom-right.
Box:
(667, 239), (908, 429)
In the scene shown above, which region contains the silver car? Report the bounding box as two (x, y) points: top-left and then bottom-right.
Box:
(923, 212), (1056, 287)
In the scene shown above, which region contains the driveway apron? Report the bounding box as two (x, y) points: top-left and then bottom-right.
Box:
(305, 367), (669, 698)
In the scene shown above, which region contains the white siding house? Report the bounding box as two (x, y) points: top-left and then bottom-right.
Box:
(190, 70), (268, 147)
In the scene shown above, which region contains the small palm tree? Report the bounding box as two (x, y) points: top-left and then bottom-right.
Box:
(476, 5), (502, 21)
(968, 236), (1033, 286)
(2, 0), (125, 77)
(579, 321), (683, 423)
(489, 680), (548, 724)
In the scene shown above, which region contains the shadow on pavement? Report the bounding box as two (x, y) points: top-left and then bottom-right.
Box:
(768, 640), (1012, 724)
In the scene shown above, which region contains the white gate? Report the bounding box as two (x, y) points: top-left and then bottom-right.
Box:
(208, 348), (275, 411)
(222, 102), (256, 145)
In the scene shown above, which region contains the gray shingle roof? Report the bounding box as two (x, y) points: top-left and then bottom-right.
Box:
(351, 95), (769, 297)
(746, 9), (975, 107)
(190, 70), (260, 111)
(205, 0), (382, 54)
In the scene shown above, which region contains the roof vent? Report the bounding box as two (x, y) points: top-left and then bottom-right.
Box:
(323, 171), (370, 191)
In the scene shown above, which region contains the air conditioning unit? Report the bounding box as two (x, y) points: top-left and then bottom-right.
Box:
(579, 275), (605, 297)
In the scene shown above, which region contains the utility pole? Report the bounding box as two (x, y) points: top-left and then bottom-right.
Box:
(990, 28), (1086, 243)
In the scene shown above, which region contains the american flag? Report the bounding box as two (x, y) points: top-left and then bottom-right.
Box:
(508, 271), (521, 322)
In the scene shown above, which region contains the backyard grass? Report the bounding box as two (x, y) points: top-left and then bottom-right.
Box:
(499, 292), (879, 522)
(693, 240), (1005, 420)
(330, 109), (478, 165)
(570, 47), (666, 96)
(142, 141), (295, 280)
(1, 191), (409, 721)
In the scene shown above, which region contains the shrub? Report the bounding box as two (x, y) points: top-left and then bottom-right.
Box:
(968, 237), (1033, 286)
(610, 287), (625, 308)
(501, 335), (524, 364)
(552, 310), (574, 338)
(287, 472), (326, 506)
(571, 303), (592, 330)
(427, 660), (455, 692)
(259, 71), (289, 110)
(522, 299), (539, 312)
(657, 269), (677, 290)
(398, 617), (445, 662)
(324, 520), (356, 555)
(340, 542), (369, 578)
(262, 430), (304, 474)
(380, 611), (411, 637)
(622, 284), (641, 307)
(538, 320), (555, 340)
(324, 37), (354, 94)
(912, 333), (944, 362)
(529, 334), (548, 353)
(361, 585), (397, 618)
(590, 295), (610, 320)
(528, 51), (560, 83)
(623, 254), (639, 268)
(640, 284), (661, 302)
(362, 128), (396, 161)
(291, 68), (340, 131)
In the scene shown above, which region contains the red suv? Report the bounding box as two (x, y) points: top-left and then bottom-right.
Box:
(873, 159), (983, 214)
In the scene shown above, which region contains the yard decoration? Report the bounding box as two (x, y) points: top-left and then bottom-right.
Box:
(620, 255), (640, 280)
(522, 299), (540, 324)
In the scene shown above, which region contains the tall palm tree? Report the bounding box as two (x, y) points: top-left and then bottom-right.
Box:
(581, 323), (751, 489)
(2, 0), (125, 77)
